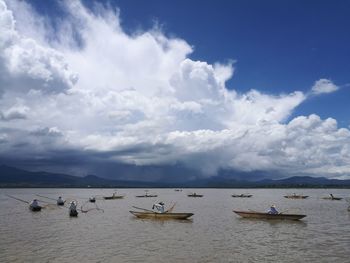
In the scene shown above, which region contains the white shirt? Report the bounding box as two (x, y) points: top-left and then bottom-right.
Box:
(153, 203), (165, 213)
(31, 200), (39, 207)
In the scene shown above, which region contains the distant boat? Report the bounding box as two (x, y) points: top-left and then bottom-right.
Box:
(136, 190), (157, 198)
(135, 193), (158, 198)
(174, 189), (182, 192)
(29, 205), (42, 212)
(103, 193), (124, 200)
(187, 193), (203, 197)
(322, 196), (342, 201)
(233, 210), (306, 220)
(284, 194), (308, 199)
(129, 211), (193, 220)
(232, 194), (252, 198)
(89, 197), (96, 203)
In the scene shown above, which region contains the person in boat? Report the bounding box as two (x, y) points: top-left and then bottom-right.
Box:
(152, 202), (165, 213)
(30, 199), (40, 208)
(330, 194), (334, 199)
(267, 205), (279, 214)
(69, 201), (77, 213)
(57, 196), (64, 205)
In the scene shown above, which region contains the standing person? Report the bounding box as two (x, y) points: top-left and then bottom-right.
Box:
(267, 205), (279, 214)
(152, 202), (165, 213)
(57, 196), (64, 206)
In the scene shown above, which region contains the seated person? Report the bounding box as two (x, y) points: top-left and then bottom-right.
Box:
(267, 205), (279, 214)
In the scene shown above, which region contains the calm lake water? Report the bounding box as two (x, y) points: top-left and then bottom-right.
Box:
(0, 188), (349, 262)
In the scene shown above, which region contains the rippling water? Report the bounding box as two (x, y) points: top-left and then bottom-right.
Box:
(0, 188), (349, 262)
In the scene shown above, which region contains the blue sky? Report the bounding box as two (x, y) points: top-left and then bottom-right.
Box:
(1, 0), (350, 180)
(30, 0), (350, 126)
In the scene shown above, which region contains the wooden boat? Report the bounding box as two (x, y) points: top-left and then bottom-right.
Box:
(29, 205), (42, 212)
(135, 193), (158, 198)
(233, 210), (306, 220)
(129, 211), (193, 220)
(187, 193), (203, 197)
(103, 194), (124, 200)
(284, 194), (308, 199)
(322, 196), (342, 201)
(232, 194), (252, 198)
(69, 209), (78, 217)
(89, 197), (96, 203)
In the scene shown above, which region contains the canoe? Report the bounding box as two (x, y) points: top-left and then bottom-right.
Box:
(29, 205), (42, 212)
(187, 194), (203, 197)
(322, 197), (343, 201)
(135, 194), (158, 198)
(233, 210), (306, 220)
(129, 211), (193, 220)
(103, 195), (124, 200)
(69, 210), (78, 217)
(232, 194), (252, 198)
(284, 195), (308, 199)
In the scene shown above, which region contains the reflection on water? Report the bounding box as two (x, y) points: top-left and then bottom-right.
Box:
(0, 188), (349, 262)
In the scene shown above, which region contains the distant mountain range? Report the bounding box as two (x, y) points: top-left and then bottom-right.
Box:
(1, 165), (350, 188)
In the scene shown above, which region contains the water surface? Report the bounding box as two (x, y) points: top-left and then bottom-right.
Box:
(0, 188), (349, 262)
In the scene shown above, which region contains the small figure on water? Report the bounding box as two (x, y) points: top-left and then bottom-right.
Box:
(57, 196), (64, 206)
(30, 199), (40, 208)
(330, 194), (334, 199)
(267, 205), (279, 214)
(152, 202), (165, 213)
(69, 201), (78, 217)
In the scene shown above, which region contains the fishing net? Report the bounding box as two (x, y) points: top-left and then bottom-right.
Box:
(80, 200), (104, 214)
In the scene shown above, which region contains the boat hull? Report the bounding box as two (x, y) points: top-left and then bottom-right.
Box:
(187, 194), (203, 197)
(130, 211), (193, 220)
(29, 205), (42, 212)
(69, 210), (78, 217)
(322, 197), (342, 201)
(232, 195), (252, 198)
(89, 199), (96, 203)
(103, 196), (124, 200)
(135, 195), (158, 198)
(284, 195), (308, 199)
(233, 210), (306, 220)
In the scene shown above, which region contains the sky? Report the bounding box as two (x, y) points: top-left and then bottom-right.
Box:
(0, 0), (350, 180)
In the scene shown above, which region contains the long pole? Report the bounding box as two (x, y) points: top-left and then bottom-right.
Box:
(6, 195), (29, 204)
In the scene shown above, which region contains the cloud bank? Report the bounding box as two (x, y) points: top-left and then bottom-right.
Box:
(0, 0), (349, 179)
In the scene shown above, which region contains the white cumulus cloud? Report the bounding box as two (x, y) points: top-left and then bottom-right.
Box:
(0, 0), (349, 179)
(311, 78), (339, 95)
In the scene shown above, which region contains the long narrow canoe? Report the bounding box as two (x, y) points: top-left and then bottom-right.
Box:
(322, 196), (342, 201)
(232, 194), (252, 198)
(103, 195), (124, 200)
(233, 210), (306, 220)
(29, 205), (42, 212)
(130, 211), (194, 220)
(135, 194), (158, 198)
(284, 195), (308, 199)
(187, 193), (203, 197)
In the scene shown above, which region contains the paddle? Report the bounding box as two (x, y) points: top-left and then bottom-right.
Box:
(132, 206), (155, 213)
